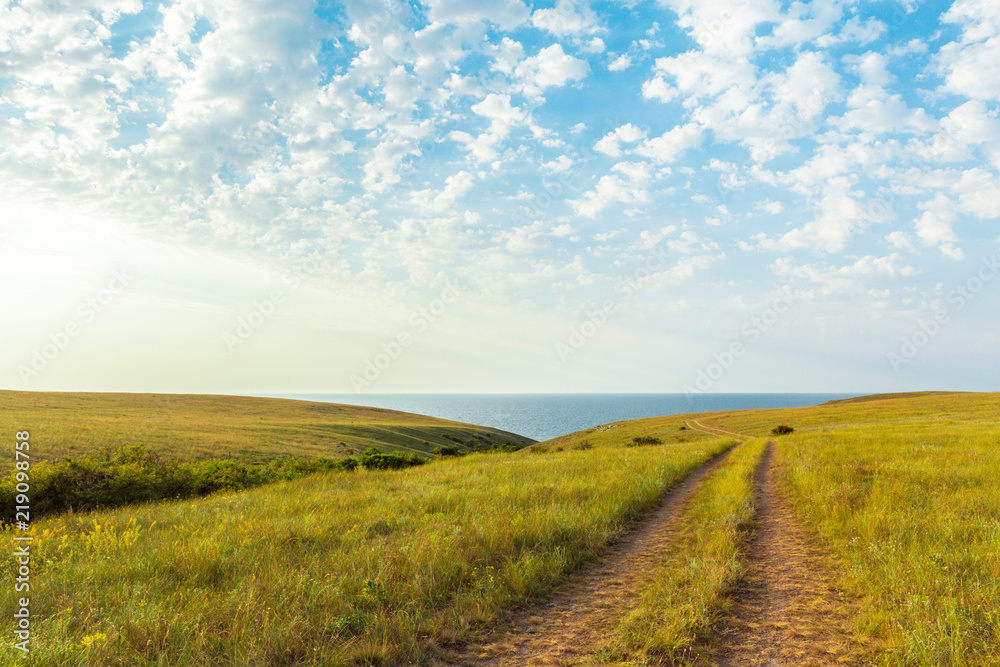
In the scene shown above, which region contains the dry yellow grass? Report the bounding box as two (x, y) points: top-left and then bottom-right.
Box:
(0, 390), (530, 462)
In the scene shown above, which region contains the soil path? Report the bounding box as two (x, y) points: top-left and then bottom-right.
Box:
(684, 419), (746, 439)
(443, 447), (734, 667)
(712, 442), (868, 666)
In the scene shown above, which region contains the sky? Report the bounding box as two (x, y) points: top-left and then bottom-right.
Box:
(1, 0), (998, 395)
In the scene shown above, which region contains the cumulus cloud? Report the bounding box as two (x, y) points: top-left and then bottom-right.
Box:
(658, 0), (780, 57)
(915, 195), (964, 261)
(513, 43), (590, 98)
(916, 101), (1000, 163)
(1, 0), (997, 323)
(643, 48), (840, 162)
(449, 93), (528, 162)
(608, 54), (631, 71)
(570, 161), (652, 217)
(938, 0), (1000, 101)
(770, 254), (918, 294)
(594, 123), (647, 157)
(541, 155), (574, 173)
(412, 170), (476, 211)
(635, 124), (704, 164)
(423, 0), (530, 30)
(746, 187), (868, 254)
(835, 53), (937, 136)
(531, 0), (602, 37)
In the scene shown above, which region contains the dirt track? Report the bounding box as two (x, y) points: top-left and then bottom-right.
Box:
(443, 449), (731, 666)
(711, 442), (868, 666)
(443, 423), (869, 666)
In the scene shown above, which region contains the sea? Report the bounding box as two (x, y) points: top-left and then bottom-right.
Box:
(266, 393), (863, 442)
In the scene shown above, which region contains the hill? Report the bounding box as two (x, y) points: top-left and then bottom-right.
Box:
(535, 390), (994, 450)
(0, 390), (533, 463)
(2, 391), (997, 666)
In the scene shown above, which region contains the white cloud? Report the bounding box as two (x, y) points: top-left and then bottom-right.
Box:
(885, 231), (914, 250)
(571, 161), (652, 217)
(749, 186), (868, 254)
(658, 0), (781, 57)
(915, 101), (1000, 163)
(951, 168), (1000, 219)
(835, 53), (937, 136)
(648, 51), (756, 101)
(815, 16), (885, 47)
(641, 76), (675, 103)
(450, 93), (527, 162)
(757, 200), (784, 214)
(915, 195), (964, 261)
(541, 155), (574, 173)
(938, 0), (1000, 101)
(412, 170), (476, 211)
(635, 123), (704, 164)
(594, 123), (647, 157)
(531, 0), (602, 37)
(770, 253), (918, 294)
(513, 43), (590, 98)
(423, 0), (531, 30)
(643, 49), (840, 162)
(608, 54), (631, 71)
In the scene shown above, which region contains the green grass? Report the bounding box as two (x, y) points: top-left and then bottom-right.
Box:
(544, 391), (1000, 665)
(772, 401), (1000, 665)
(602, 439), (768, 666)
(0, 391), (531, 463)
(3, 390), (998, 665)
(0, 440), (730, 666)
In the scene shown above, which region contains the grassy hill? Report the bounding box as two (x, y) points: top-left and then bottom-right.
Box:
(537, 390), (996, 450)
(0, 390), (533, 463)
(1, 391), (997, 666)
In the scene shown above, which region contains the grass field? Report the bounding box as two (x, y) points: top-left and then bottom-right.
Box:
(0, 438), (729, 665)
(2, 391), (998, 665)
(494, 391), (1000, 665)
(773, 401), (1000, 665)
(0, 391), (531, 462)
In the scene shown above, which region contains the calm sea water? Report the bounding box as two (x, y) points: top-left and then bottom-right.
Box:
(267, 393), (862, 442)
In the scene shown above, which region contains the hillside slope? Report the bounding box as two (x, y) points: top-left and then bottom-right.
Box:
(534, 390), (997, 449)
(0, 390), (533, 462)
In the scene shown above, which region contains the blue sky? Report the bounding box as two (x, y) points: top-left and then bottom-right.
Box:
(1, 0), (998, 394)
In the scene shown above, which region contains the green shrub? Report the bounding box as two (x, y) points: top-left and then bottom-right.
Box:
(358, 447), (426, 471)
(771, 425), (795, 435)
(333, 457), (359, 472)
(627, 436), (664, 447)
(0, 445), (360, 523)
(490, 443), (521, 453)
(433, 446), (460, 457)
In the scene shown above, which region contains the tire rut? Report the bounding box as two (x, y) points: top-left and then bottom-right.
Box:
(441, 447), (735, 667)
(711, 441), (869, 666)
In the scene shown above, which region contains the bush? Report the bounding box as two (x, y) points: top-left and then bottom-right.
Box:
(0, 445), (361, 523)
(358, 447), (426, 471)
(333, 457), (359, 472)
(628, 436), (664, 447)
(490, 443), (521, 453)
(771, 425), (795, 436)
(433, 445), (460, 457)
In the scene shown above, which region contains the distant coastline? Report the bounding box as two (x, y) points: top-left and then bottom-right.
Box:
(266, 393), (865, 441)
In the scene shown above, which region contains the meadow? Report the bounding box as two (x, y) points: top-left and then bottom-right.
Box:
(2, 390), (998, 665)
(0, 391), (530, 462)
(0, 434), (729, 665)
(527, 391), (1000, 665)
